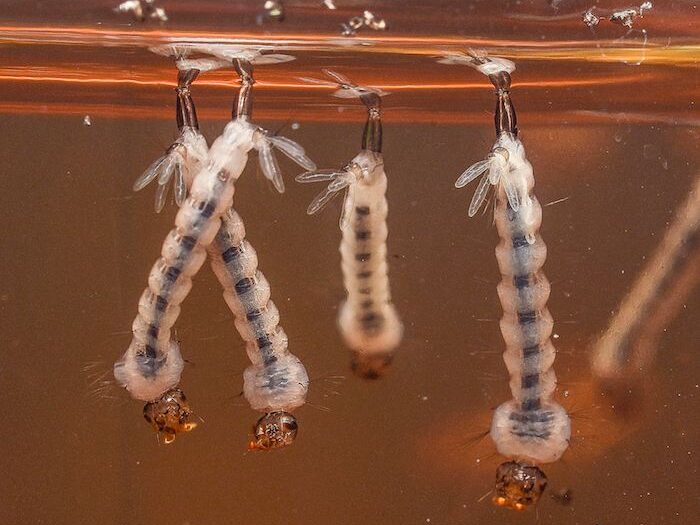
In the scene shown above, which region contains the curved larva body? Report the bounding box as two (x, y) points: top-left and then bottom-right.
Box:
(487, 134), (570, 464)
(338, 150), (403, 354)
(208, 209), (309, 412)
(592, 175), (700, 382)
(114, 119), (256, 401)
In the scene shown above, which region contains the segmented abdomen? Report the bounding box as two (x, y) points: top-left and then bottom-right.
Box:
(208, 208), (308, 412)
(494, 196), (557, 411)
(115, 123), (253, 401)
(488, 143), (570, 464)
(338, 166), (402, 353)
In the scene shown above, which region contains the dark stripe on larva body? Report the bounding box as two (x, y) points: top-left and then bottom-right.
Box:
(513, 274), (530, 289)
(500, 200), (550, 413)
(246, 308), (264, 321)
(521, 373), (539, 388)
(512, 235), (529, 248)
(222, 245), (242, 263)
(523, 344), (540, 357)
(209, 211), (291, 369)
(235, 277), (255, 295)
(512, 429), (551, 440)
(518, 311), (538, 324)
(521, 398), (541, 411)
(139, 195), (217, 362)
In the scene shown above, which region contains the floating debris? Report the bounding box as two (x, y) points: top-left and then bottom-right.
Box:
(583, 8), (600, 28)
(323, 0), (337, 9)
(83, 115), (92, 127)
(341, 10), (387, 36)
(610, 1), (653, 28)
(114, 0), (167, 23)
(583, 2), (652, 29)
(550, 488), (573, 506)
(263, 0), (285, 22)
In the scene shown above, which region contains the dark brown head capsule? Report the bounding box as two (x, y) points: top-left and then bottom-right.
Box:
(493, 461), (548, 511)
(143, 387), (197, 444)
(249, 411), (298, 450)
(350, 351), (394, 380)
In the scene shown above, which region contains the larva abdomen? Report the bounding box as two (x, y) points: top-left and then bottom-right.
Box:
(338, 164), (402, 355)
(502, 341), (556, 379)
(491, 400), (570, 463)
(499, 309), (554, 349)
(495, 236), (547, 277)
(243, 354), (309, 412)
(234, 304), (281, 342)
(221, 271), (272, 314)
(147, 261), (193, 306)
(496, 271), (551, 314)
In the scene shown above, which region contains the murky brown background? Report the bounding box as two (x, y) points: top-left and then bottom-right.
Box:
(1, 1), (698, 524)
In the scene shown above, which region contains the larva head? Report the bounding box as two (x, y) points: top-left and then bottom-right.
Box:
(493, 461), (548, 511)
(249, 411), (298, 450)
(350, 352), (394, 380)
(143, 388), (197, 444)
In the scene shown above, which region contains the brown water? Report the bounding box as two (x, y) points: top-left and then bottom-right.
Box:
(1, 1), (699, 524)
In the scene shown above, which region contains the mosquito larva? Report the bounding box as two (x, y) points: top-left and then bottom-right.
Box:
(591, 174), (700, 386)
(114, 45), (315, 443)
(446, 50), (570, 510)
(296, 70), (403, 379)
(208, 208), (309, 450)
(114, 52), (213, 443)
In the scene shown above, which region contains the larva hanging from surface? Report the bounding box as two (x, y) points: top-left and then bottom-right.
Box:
(444, 50), (570, 510)
(113, 45), (316, 443)
(296, 70), (403, 379)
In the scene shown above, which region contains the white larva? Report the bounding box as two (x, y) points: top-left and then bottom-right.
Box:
(296, 70), (403, 378)
(448, 51), (569, 510)
(113, 46), (315, 443)
(208, 209), (309, 450)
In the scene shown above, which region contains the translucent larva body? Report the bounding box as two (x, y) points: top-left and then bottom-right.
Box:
(591, 174), (700, 384)
(449, 51), (570, 510)
(114, 118), (256, 404)
(337, 151), (403, 362)
(119, 49), (315, 444)
(208, 209), (309, 449)
(296, 70), (402, 378)
(486, 136), (571, 465)
(115, 50), (315, 413)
